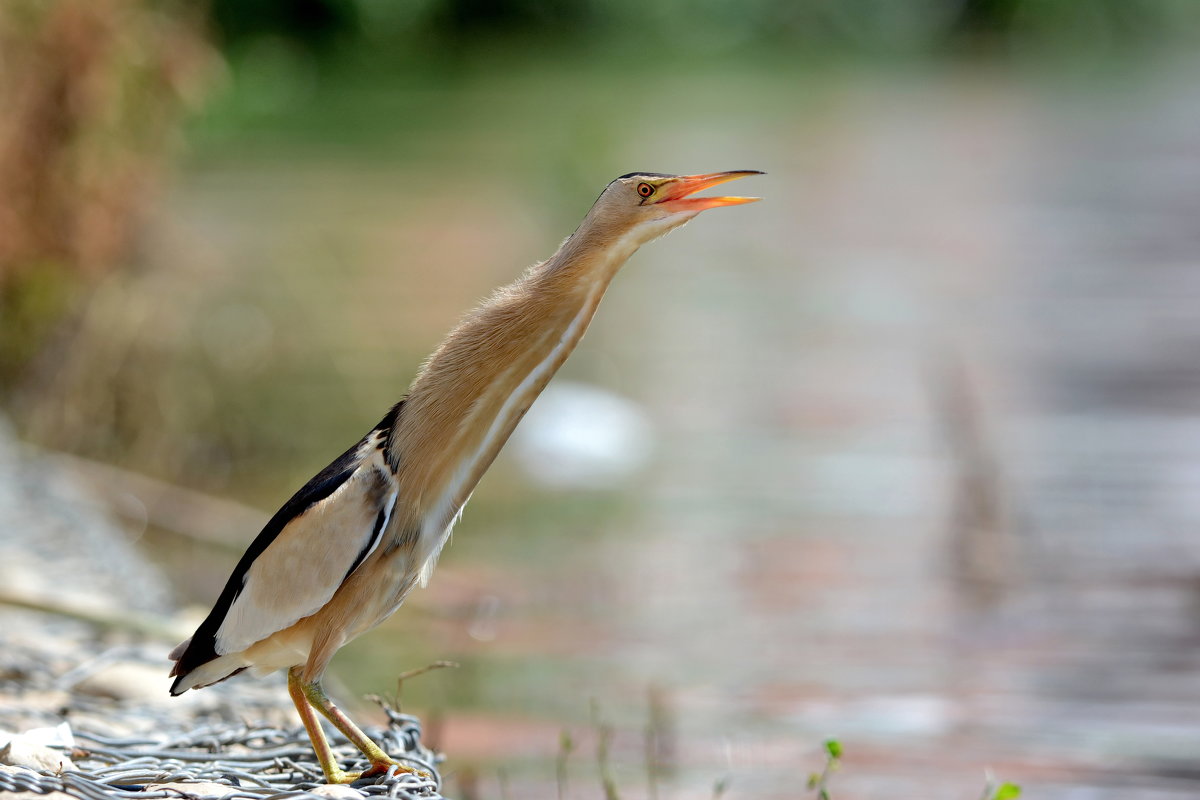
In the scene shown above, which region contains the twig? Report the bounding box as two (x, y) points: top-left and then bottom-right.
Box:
(556, 729), (574, 800)
(806, 739), (841, 800)
(590, 700), (621, 800)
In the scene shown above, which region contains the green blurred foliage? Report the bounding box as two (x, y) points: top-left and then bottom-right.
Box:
(992, 783), (1023, 800)
(210, 0), (360, 55)
(205, 0), (1200, 60)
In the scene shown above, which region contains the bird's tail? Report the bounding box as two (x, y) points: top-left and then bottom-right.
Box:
(169, 642), (249, 696)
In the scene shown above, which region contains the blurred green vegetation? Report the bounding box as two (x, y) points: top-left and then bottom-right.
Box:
(5, 0), (1200, 492)
(204, 0), (1200, 59)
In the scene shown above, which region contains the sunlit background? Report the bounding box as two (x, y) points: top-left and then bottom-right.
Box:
(3, 1), (1200, 797)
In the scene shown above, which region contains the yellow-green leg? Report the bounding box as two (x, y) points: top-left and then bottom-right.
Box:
(288, 667), (359, 783)
(287, 667), (418, 784)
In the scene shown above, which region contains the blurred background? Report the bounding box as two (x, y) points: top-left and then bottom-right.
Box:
(2, 0), (1200, 797)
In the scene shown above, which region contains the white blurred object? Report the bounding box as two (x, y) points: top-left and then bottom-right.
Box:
(0, 723), (77, 773)
(22, 723), (74, 750)
(467, 594), (501, 642)
(0, 722), (75, 751)
(511, 381), (655, 489)
(788, 694), (955, 737)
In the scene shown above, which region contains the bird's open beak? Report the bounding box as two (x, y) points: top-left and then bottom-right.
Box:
(655, 170), (763, 211)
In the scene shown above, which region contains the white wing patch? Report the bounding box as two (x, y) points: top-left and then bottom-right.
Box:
(215, 448), (397, 655)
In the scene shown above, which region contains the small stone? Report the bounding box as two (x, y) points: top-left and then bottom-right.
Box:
(144, 781), (241, 798)
(76, 661), (174, 705)
(0, 737), (76, 773)
(311, 784), (364, 799)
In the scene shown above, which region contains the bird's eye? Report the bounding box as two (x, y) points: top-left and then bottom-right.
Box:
(637, 183), (654, 198)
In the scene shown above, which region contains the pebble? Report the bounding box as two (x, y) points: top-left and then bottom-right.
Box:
(0, 737), (76, 773)
(310, 784), (364, 799)
(75, 662), (174, 706)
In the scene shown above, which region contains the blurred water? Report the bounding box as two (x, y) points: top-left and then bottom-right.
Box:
(589, 64), (1200, 799)
(150, 60), (1200, 799)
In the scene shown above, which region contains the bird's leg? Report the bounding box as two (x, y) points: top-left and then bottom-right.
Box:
(297, 671), (420, 780)
(288, 667), (366, 784)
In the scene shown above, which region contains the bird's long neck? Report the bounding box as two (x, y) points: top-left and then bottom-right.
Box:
(388, 221), (637, 535)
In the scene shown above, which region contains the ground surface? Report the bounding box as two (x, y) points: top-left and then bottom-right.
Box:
(0, 421), (444, 800)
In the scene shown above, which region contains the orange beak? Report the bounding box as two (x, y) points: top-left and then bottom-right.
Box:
(655, 170), (763, 211)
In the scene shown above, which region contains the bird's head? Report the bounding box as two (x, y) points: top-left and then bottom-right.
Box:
(585, 170), (763, 250)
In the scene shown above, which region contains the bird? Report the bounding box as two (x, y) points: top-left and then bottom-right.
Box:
(168, 170), (762, 784)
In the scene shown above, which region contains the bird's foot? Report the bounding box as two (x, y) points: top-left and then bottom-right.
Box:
(326, 758), (428, 785)
(324, 767), (363, 785)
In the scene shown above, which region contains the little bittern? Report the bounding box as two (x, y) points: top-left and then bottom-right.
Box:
(169, 170), (762, 783)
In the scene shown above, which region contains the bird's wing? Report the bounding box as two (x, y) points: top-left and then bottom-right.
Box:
(215, 441), (398, 654)
(170, 403), (403, 683)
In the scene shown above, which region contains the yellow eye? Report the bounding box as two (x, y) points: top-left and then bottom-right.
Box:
(637, 182), (654, 198)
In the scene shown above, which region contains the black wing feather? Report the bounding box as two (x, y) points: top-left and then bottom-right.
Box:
(344, 497), (391, 583)
(170, 402), (404, 692)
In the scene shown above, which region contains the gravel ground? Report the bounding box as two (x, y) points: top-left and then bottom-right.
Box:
(0, 418), (445, 800)
(0, 416), (172, 615)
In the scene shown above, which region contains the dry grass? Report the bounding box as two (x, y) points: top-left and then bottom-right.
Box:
(0, 0), (212, 386)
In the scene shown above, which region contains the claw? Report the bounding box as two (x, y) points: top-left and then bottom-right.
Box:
(347, 759), (429, 784)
